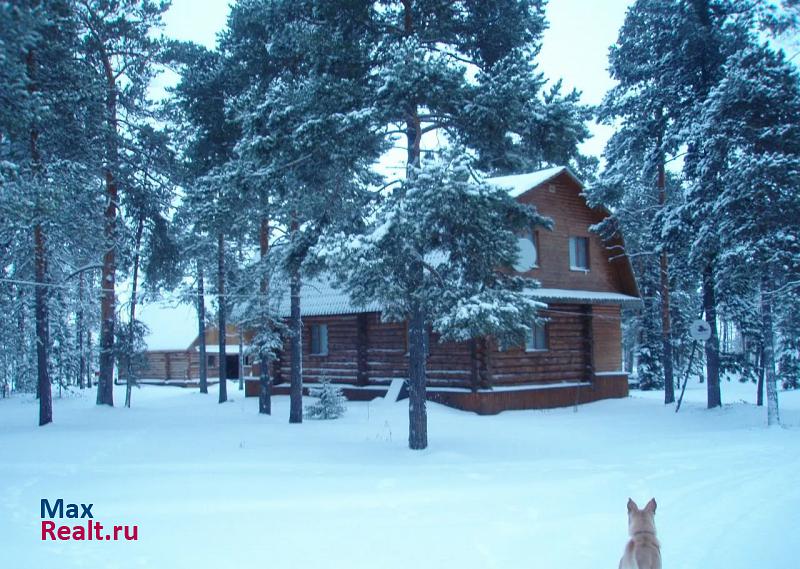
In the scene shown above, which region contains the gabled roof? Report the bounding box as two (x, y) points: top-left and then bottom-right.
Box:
(486, 166), (584, 198)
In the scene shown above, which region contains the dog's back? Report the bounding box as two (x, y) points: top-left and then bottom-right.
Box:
(619, 498), (661, 569)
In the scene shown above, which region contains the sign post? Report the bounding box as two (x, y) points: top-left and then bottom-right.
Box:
(676, 319), (712, 412)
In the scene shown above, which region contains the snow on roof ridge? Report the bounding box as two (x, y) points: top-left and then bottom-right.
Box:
(486, 166), (569, 197)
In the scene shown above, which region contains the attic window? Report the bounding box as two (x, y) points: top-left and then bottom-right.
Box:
(569, 236), (590, 271)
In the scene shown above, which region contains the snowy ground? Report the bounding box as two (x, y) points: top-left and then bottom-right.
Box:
(1, 379), (798, 569)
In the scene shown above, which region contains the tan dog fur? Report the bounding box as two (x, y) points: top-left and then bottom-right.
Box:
(619, 498), (661, 569)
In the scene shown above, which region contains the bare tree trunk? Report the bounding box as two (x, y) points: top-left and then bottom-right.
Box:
(86, 330), (93, 388)
(289, 221), (302, 423)
(407, 296), (428, 450)
(34, 224), (52, 426)
(656, 134), (675, 404)
(238, 326), (244, 390)
(703, 263), (721, 408)
(77, 272), (85, 389)
(125, 216), (144, 408)
(218, 232), (227, 403)
(760, 272), (780, 426)
(756, 343), (765, 406)
(197, 264), (208, 394)
(97, 49), (118, 407)
(258, 218), (271, 415)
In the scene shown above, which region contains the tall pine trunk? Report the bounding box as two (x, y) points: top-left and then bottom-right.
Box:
(34, 224), (52, 426)
(258, 218), (271, 415)
(703, 263), (721, 408)
(125, 216), (144, 408)
(402, 0), (428, 448)
(27, 47), (51, 425)
(289, 221), (302, 423)
(197, 264), (208, 394)
(97, 49), (118, 407)
(760, 272), (780, 426)
(217, 233), (227, 403)
(656, 133), (675, 404)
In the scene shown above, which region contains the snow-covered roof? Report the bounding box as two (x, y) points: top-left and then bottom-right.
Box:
(274, 278), (382, 317)
(267, 279), (640, 318)
(486, 166), (573, 198)
(526, 288), (641, 307)
(139, 302), (202, 351)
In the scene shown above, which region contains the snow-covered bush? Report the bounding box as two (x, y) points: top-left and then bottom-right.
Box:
(304, 379), (347, 420)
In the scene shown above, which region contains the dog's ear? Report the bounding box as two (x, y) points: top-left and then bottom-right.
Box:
(645, 498), (657, 514)
(627, 498), (638, 512)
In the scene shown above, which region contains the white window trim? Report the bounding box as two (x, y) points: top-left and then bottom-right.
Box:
(569, 236), (590, 272)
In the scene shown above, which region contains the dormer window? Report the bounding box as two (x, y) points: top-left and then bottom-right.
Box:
(569, 236), (590, 271)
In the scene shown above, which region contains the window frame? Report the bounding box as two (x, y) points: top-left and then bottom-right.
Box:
(207, 354), (217, 368)
(528, 228), (540, 269)
(524, 321), (549, 352)
(569, 236), (590, 272)
(310, 323), (329, 356)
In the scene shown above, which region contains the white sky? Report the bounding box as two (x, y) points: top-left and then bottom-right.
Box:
(159, 0), (633, 157)
(142, 0), (634, 349)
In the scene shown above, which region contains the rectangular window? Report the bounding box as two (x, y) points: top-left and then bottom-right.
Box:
(207, 355), (217, 368)
(311, 324), (329, 356)
(525, 322), (548, 351)
(528, 228), (540, 268)
(569, 236), (590, 270)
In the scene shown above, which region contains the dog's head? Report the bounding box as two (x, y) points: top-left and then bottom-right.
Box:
(627, 498), (657, 536)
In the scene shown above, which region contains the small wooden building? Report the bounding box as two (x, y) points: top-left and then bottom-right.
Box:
(135, 167), (640, 412)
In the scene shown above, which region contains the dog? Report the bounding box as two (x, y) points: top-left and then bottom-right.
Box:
(619, 498), (661, 569)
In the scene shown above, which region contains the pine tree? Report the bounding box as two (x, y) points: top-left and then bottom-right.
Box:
(315, 151), (553, 449)
(692, 43), (800, 425)
(0, 0), (104, 423)
(168, 41), (243, 403)
(224, 0), (385, 422)
(76, 0), (169, 407)
(304, 378), (347, 420)
(313, 0), (588, 450)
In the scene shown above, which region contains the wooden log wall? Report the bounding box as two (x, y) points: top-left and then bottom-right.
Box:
(488, 304), (588, 386)
(120, 350), (194, 380)
(591, 304), (623, 372)
(514, 172), (636, 296)
(267, 303), (614, 390)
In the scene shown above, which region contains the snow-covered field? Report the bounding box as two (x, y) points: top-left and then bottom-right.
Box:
(1, 379), (798, 569)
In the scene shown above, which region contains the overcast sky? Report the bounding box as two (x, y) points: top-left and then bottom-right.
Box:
(160, 0), (633, 156)
(143, 0), (635, 349)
